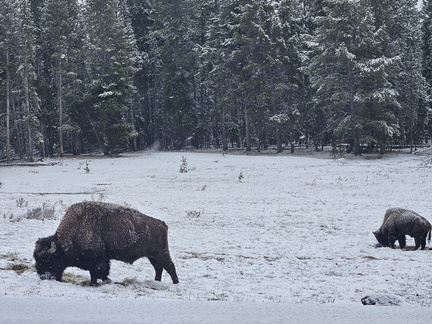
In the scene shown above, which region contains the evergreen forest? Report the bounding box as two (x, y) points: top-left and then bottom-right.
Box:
(1, 0), (432, 160)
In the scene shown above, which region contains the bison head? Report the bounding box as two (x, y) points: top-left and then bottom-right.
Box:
(373, 230), (389, 247)
(33, 236), (65, 281)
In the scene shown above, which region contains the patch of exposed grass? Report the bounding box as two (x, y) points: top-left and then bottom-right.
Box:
(180, 251), (225, 262)
(117, 278), (140, 287)
(363, 255), (379, 260)
(3, 263), (31, 274)
(62, 272), (89, 284)
(0, 253), (33, 274)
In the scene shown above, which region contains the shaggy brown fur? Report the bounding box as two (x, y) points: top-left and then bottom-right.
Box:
(34, 201), (179, 285)
(373, 208), (431, 250)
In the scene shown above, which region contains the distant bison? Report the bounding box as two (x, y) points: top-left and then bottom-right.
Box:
(34, 201), (179, 286)
(373, 208), (431, 250)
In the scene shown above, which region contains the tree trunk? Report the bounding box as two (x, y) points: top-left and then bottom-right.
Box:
(353, 128), (361, 156)
(244, 95), (251, 152)
(221, 98), (228, 151)
(6, 50), (11, 163)
(58, 61), (64, 157)
(24, 55), (34, 162)
(290, 134), (295, 153)
(130, 100), (138, 152)
(276, 130), (282, 153)
(349, 67), (360, 156)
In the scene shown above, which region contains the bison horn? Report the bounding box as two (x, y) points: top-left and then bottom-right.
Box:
(47, 241), (57, 254)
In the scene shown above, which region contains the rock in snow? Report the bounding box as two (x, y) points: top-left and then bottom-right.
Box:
(361, 294), (404, 306)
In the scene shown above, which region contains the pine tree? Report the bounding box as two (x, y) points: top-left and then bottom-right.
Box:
(147, 0), (198, 149)
(297, 0), (327, 151)
(82, 0), (138, 155)
(189, 0), (218, 149)
(391, 0), (429, 149)
(39, 0), (82, 156)
(0, 0), (19, 161)
(423, 0), (432, 83)
(308, 0), (399, 155)
(369, 0), (429, 150)
(15, 0), (39, 161)
(423, 0), (432, 140)
(210, 1), (288, 151)
(205, 0), (235, 150)
(271, 0), (304, 153)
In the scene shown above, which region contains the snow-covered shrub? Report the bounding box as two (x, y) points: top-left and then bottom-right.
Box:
(238, 172), (244, 182)
(24, 203), (56, 220)
(91, 193), (105, 202)
(16, 197), (28, 207)
(84, 160), (90, 173)
(10, 203), (56, 222)
(180, 156), (188, 173)
(186, 210), (201, 218)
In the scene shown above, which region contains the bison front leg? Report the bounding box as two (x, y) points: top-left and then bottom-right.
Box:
(55, 269), (64, 282)
(89, 258), (111, 286)
(388, 233), (397, 249)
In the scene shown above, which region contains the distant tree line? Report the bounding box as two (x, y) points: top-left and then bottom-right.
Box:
(1, 0), (432, 159)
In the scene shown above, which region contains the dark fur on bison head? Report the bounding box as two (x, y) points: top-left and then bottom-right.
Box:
(373, 229), (391, 247)
(34, 235), (66, 281)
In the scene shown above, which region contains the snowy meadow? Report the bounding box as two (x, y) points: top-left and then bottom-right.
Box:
(1, 150), (432, 322)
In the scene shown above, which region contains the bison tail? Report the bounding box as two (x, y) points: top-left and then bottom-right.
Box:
(428, 228), (432, 243)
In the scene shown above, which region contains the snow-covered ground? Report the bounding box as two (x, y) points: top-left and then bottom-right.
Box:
(1, 150), (432, 322)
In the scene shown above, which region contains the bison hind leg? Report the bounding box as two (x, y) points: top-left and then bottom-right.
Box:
(148, 257), (163, 282)
(149, 255), (179, 284)
(398, 235), (406, 249)
(421, 238), (427, 250)
(416, 236), (427, 250)
(159, 256), (179, 284)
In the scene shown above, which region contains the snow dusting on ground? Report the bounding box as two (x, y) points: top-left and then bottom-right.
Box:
(1, 150), (432, 322)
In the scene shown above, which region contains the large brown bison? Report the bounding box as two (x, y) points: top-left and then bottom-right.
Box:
(373, 207), (431, 250)
(34, 201), (179, 286)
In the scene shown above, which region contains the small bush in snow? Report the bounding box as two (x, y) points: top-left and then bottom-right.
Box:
(180, 156), (188, 173)
(10, 203), (56, 222)
(238, 172), (244, 182)
(24, 203), (56, 220)
(84, 160), (90, 173)
(91, 193), (105, 202)
(16, 197), (28, 208)
(78, 160), (90, 173)
(186, 210), (201, 218)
